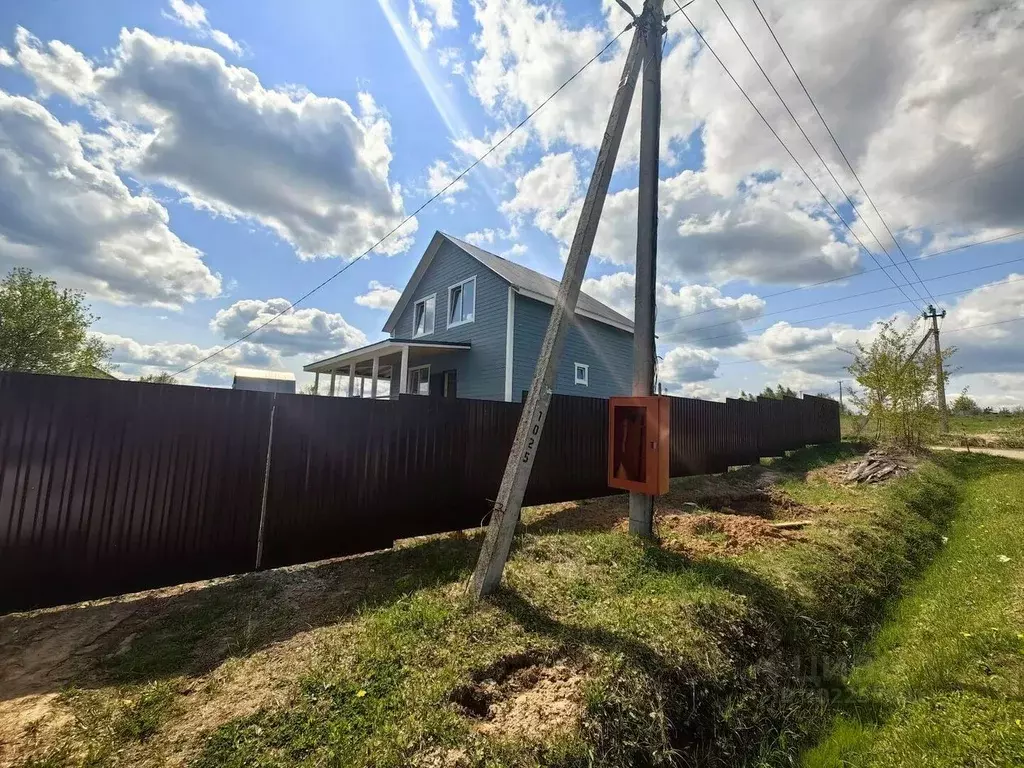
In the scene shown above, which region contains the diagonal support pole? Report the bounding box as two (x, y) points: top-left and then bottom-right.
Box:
(470, 23), (646, 600)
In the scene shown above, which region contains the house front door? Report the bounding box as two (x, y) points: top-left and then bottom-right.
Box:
(442, 369), (457, 398)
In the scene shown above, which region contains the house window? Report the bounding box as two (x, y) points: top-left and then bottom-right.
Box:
(574, 363), (589, 386)
(408, 365), (430, 395)
(413, 295), (435, 337)
(447, 276), (476, 328)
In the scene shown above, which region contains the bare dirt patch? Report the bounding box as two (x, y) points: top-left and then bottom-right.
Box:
(808, 449), (919, 487)
(452, 652), (586, 741)
(656, 512), (800, 556)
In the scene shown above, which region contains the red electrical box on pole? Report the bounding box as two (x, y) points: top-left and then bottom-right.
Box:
(608, 396), (670, 495)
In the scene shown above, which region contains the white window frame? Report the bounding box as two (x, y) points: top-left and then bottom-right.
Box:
(412, 294), (436, 338)
(407, 364), (431, 396)
(446, 275), (477, 329)
(574, 362), (589, 386)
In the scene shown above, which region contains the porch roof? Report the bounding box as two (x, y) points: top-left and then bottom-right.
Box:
(303, 338), (471, 374)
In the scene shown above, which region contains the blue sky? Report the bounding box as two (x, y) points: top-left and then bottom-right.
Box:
(1, 0), (1022, 404)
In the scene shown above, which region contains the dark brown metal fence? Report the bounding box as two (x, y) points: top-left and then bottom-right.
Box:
(0, 372), (838, 612)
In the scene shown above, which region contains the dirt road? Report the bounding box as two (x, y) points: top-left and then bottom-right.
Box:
(929, 445), (1024, 461)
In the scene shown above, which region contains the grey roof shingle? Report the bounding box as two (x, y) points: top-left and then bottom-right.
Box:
(441, 233), (634, 331)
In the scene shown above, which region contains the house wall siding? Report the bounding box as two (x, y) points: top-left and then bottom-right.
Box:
(511, 294), (633, 400)
(393, 240), (509, 400)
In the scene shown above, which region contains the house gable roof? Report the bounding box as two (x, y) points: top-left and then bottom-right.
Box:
(382, 231), (634, 334)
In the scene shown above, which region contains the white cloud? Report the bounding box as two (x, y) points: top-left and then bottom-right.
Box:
(97, 331), (281, 385)
(421, 0), (457, 29)
(437, 46), (464, 75)
(11, 27), (416, 261)
(355, 280), (402, 311)
(164, 0), (242, 55)
(0, 48), (14, 67)
(529, 165), (860, 285)
(408, 0), (434, 49)
(0, 91), (220, 307)
(453, 121), (532, 169)
(11, 27), (96, 102)
(426, 158), (467, 202)
(210, 298), (369, 357)
(582, 271), (765, 348)
(501, 151), (580, 230)
(660, 346), (720, 383)
(464, 228), (496, 245)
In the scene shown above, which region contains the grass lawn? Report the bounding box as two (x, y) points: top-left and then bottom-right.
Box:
(3, 444), (1007, 767)
(800, 453), (1024, 767)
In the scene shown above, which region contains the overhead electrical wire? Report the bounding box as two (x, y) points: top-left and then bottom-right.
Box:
(713, 0), (931, 307)
(747, 0), (938, 305)
(670, 0), (924, 313)
(172, 20), (636, 377)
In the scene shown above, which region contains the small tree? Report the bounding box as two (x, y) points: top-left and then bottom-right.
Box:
(951, 388), (980, 416)
(0, 268), (112, 376)
(138, 372), (178, 384)
(846, 319), (953, 448)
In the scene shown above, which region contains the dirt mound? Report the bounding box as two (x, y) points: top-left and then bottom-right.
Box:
(452, 653), (585, 741)
(656, 512), (798, 556)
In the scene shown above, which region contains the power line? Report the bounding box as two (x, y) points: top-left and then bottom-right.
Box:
(659, 274), (1024, 347)
(652, 228), (1024, 328)
(714, 0), (930, 307)
(671, 0), (924, 313)
(747, 0), (937, 305)
(172, 22), (636, 378)
(655, 251), (1024, 332)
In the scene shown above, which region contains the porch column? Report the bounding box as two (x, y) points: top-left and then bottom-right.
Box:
(347, 364), (355, 397)
(313, 371), (320, 395)
(370, 356), (380, 399)
(359, 376), (365, 398)
(398, 345), (409, 394)
(328, 370), (336, 397)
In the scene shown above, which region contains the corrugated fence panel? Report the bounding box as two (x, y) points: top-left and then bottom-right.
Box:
(0, 372), (271, 613)
(0, 372), (841, 613)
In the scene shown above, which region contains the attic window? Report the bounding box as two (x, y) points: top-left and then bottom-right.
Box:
(447, 276), (476, 328)
(574, 363), (589, 386)
(413, 295), (435, 337)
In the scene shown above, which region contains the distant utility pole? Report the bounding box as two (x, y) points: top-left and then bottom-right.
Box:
(629, 0), (665, 539)
(469, 19), (647, 600)
(837, 380), (843, 411)
(923, 304), (949, 432)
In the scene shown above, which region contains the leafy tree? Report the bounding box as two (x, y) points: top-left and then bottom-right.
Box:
(738, 384), (799, 401)
(0, 268), (112, 376)
(138, 372), (177, 384)
(951, 388), (980, 416)
(846, 319), (953, 447)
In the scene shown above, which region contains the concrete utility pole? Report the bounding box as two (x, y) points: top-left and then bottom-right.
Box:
(629, 0), (665, 539)
(923, 304), (949, 432)
(470, 21), (647, 600)
(837, 380), (843, 411)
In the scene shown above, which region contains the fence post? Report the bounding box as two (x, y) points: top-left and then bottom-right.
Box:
(254, 395), (277, 570)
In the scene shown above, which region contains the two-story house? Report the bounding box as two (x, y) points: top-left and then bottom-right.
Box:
(304, 231), (634, 401)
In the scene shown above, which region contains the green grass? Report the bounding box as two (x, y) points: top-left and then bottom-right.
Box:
(17, 444), (1006, 768)
(186, 446), (963, 768)
(800, 453), (1024, 767)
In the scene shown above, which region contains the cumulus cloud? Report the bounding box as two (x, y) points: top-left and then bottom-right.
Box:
(464, 228), (496, 246)
(660, 346), (720, 383)
(210, 298), (369, 357)
(501, 151), (580, 230)
(164, 0), (242, 55)
(582, 271), (765, 348)
(437, 46), (465, 75)
(0, 91), (220, 307)
(0, 48), (13, 67)
(408, 0), (434, 49)
(421, 0), (457, 29)
(10, 27), (415, 260)
(355, 280), (402, 311)
(426, 158), (467, 202)
(97, 331), (281, 384)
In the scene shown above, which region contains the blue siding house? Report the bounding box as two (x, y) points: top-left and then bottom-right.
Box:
(304, 232), (634, 401)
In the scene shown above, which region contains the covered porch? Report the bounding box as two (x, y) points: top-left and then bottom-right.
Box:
(303, 339), (470, 398)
